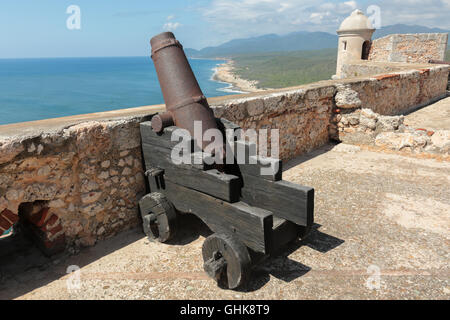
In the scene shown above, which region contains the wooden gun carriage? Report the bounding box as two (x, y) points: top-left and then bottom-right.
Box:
(138, 31), (314, 289)
(138, 118), (314, 289)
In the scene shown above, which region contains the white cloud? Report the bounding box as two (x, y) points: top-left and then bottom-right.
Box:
(277, 2), (293, 12)
(200, 0), (450, 44)
(202, 0), (355, 40)
(376, 0), (450, 29)
(163, 14), (181, 31)
(163, 22), (181, 31)
(340, 1), (357, 12)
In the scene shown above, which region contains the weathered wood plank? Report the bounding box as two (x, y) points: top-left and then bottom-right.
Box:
(141, 118), (239, 151)
(241, 173), (314, 227)
(166, 168), (240, 203)
(142, 120), (283, 179)
(162, 180), (273, 254)
(140, 121), (196, 151)
(142, 143), (205, 170)
(142, 143), (241, 202)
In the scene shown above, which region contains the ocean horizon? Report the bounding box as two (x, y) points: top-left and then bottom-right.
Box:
(0, 56), (238, 125)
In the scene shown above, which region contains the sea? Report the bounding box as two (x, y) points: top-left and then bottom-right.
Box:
(0, 57), (238, 125)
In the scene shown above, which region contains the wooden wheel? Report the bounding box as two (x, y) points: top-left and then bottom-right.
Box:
(202, 233), (251, 289)
(139, 192), (177, 243)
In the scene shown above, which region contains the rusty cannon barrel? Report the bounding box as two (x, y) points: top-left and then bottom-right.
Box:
(150, 32), (223, 156)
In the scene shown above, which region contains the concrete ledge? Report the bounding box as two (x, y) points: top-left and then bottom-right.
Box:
(0, 104), (165, 140)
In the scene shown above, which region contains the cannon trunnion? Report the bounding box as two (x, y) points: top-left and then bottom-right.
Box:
(139, 119), (314, 289)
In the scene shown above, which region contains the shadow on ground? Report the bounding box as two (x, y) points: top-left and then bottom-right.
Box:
(168, 215), (345, 292)
(0, 208), (344, 298)
(242, 223), (345, 292)
(0, 224), (143, 300)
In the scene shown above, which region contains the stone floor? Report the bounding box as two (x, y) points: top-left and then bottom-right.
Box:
(404, 96), (450, 130)
(1, 102), (449, 300)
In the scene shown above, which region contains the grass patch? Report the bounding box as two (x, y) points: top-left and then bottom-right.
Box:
(231, 49), (449, 89)
(231, 49), (337, 89)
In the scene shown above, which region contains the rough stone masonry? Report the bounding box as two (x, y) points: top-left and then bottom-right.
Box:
(369, 33), (448, 64)
(0, 119), (146, 252)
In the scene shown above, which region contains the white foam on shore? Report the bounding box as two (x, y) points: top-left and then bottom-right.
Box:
(210, 66), (247, 94)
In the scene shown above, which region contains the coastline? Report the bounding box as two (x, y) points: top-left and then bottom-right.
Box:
(212, 59), (262, 93)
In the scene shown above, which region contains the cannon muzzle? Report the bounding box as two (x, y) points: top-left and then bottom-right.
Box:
(150, 32), (223, 158)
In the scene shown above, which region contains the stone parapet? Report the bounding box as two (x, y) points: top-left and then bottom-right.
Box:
(368, 33), (448, 63)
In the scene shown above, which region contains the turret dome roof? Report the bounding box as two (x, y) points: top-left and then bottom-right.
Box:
(338, 9), (374, 32)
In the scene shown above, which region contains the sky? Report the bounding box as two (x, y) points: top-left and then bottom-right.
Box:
(0, 0), (449, 58)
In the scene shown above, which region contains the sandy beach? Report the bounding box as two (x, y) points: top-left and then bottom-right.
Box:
(212, 59), (262, 93)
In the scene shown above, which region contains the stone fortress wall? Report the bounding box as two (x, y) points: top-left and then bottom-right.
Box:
(1, 20), (449, 252)
(0, 118), (149, 251)
(368, 33), (448, 63)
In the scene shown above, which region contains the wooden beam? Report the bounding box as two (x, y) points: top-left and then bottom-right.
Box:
(165, 167), (241, 203)
(140, 121), (195, 151)
(162, 180), (273, 254)
(241, 173), (314, 227)
(142, 143), (203, 170)
(142, 143), (241, 202)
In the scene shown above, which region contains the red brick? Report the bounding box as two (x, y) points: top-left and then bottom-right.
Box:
(418, 68), (430, 75)
(46, 223), (63, 237)
(41, 214), (59, 231)
(0, 216), (11, 231)
(28, 207), (50, 227)
(374, 73), (400, 81)
(1, 209), (19, 224)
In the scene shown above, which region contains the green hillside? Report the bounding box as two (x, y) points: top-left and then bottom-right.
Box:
(231, 49), (337, 89)
(231, 49), (449, 89)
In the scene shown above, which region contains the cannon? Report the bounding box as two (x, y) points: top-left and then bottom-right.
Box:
(139, 32), (314, 289)
(150, 32), (223, 155)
